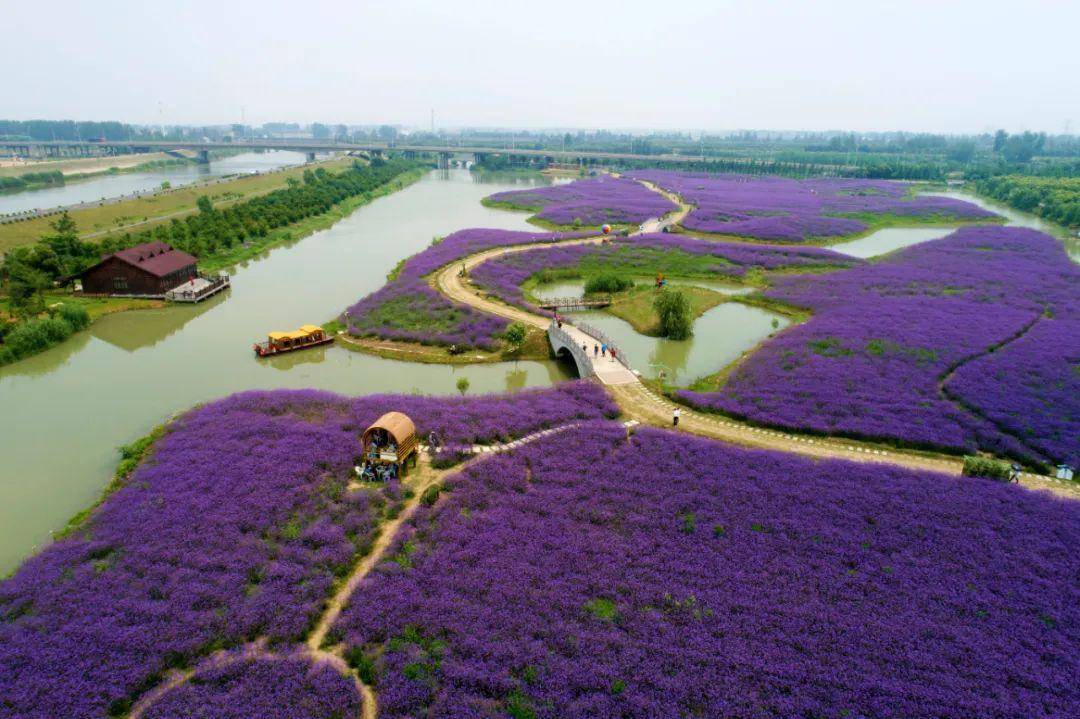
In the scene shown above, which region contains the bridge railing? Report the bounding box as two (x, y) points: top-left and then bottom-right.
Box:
(548, 321), (596, 378)
(538, 295), (612, 310)
(574, 320), (632, 371)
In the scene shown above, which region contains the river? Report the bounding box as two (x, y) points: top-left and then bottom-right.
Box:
(0, 150), (312, 215)
(0, 168), (570, 573)
(2, 177), (1072, 573)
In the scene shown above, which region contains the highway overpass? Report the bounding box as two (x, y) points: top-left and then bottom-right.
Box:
(0, 138), (731, 167)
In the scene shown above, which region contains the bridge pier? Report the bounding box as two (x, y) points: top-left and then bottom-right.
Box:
(437, 152), (451, 170)
(196, 149), (210, 164)
(306, 151), (317, 163)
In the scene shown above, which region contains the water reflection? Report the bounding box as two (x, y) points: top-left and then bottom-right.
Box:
(90, 292), (228, 352)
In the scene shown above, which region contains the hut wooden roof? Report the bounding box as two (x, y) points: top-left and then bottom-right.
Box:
(363, 411), (416, 445)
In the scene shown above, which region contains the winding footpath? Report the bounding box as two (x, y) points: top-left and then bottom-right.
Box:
(127, 423), (589, 719)
(432, 190), (1075, 498)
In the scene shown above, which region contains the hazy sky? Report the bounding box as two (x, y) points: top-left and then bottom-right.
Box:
(5, 0), (1078, 134)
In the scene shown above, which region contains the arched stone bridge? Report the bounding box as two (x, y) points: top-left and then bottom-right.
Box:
(547, 320), (636, 385)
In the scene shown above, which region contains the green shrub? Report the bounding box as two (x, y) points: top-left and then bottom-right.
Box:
(584, 273), (634, 294)
(58, 304), (90, 331)
(420, 484), (441, 506)
(504, 322), (526, 347)
(653, 289), (692, 340)
(962, 455), (1013, 481)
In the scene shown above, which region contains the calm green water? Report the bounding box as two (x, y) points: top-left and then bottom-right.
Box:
(0, 169), (571, 573)
(567, 303), (788, 386)
(929, 190), (1080, 263)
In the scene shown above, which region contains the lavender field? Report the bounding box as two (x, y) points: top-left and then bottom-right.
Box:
(625, 170), (997, 242)
(334, 422), (1080, 718)
(484, 175), (676, 227)
(470, 232), (858, 313)
(679, 226), (1079, 465)
(0, 384), (614, 718)
(342, 228), (586, 349)
(142, 655), (362, 719)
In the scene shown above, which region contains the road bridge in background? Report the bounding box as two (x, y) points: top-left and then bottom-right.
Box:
(0, 138), (749, 167)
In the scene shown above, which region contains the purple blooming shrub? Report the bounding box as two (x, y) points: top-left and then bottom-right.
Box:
(0, 382), (614, 718)
(678, 226), (1079, 464)
(486, 176), (676, 226)
(625, 171), (996, 242)
(470, 232), (857, 312)
(334, 422), (1080, 718)
(944, 318), (1079, 466)
(143, 655), (361, 719)
(343, 228), (586, 349)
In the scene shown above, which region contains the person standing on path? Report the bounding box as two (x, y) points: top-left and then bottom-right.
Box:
(601, 344), (607, 357)
(594, 344), (599, 357)
(673, 407), (680, 426)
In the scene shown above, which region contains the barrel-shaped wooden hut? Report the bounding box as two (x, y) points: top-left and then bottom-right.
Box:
(361, 411), (419, 478)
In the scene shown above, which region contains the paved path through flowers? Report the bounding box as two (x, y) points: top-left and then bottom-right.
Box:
(431, 184), (1075, 498)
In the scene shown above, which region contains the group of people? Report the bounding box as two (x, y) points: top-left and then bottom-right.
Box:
(355, 429), (399, 482)
(587, 342), (617, 362)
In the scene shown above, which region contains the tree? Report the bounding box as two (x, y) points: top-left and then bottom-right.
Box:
(196, 196), (214, 214)
(993, 130), (1008, 153)
(456, 377), (470, 396)
(2, 249), (50, 315)
(653, 289), (692, 340)
(504, 322), (526, 348)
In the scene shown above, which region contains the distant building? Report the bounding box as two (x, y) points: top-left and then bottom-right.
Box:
(1056, 465), (1075, 481)
(78, 242), (198, 297)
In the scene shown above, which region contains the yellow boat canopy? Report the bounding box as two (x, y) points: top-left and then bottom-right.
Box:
(268, 325), (323, 341)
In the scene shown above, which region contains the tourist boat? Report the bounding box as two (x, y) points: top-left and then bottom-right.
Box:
(253, 325), (333, 357)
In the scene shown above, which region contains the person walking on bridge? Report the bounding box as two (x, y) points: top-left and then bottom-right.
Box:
(593, 343), (599, 358)
(673, 407), (681, 427)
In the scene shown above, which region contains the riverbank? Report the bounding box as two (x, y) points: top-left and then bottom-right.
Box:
(0, 155), (352, 252)
(0, 163), (428, 367)
(0, 168), (569, 573)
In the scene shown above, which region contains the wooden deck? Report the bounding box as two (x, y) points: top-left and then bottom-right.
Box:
(165, 274), (230, 303)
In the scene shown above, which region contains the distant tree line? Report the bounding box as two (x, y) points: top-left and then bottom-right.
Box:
(0, 120), (131, 141)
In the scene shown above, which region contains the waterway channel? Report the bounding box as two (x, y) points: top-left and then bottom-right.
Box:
(0, 150), (310, 215)
(0, 169), (569, 573)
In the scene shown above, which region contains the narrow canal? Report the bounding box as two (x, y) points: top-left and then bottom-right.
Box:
(0, 150), (310, 215)
(0, 169), (569, 573)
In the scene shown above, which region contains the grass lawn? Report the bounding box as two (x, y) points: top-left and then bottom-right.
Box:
(0, 157), (353, 253)
(2, 291), (162, 325)
(604, 284), (728, 335)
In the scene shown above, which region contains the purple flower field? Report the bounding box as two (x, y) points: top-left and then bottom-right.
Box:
(334, 422), (1080, 718)
(945, 318), (1079, 466)
(485, 175), (676, 227)
(471, 232), (858, 312)
(625, 170), (997, 242)
(343, 228), (586, 349)
(143, 655), (361, 719)
(0, 383), (614, 718)
(678, 226), (1079, 465)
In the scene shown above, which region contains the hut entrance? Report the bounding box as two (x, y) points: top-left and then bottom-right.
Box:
(358, 411), (419, 481)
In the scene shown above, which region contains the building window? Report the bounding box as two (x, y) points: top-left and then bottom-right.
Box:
(113, 277), (128, 291)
